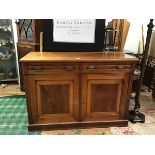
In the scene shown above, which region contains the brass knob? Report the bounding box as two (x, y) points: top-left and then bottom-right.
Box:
(65, 66), (73, 71)
(117, 65), (125, 69)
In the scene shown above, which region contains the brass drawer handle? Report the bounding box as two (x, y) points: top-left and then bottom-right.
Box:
(88, 65), (96, 70)
(31, 66), (43, 72)
(117, 65), (125, 69)
(65, 66), (74, 71)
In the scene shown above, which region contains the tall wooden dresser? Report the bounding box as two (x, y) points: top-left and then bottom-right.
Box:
(20, 51), (138, 131)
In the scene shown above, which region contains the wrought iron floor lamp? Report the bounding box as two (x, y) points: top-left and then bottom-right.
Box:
(128, 19), (154, 123)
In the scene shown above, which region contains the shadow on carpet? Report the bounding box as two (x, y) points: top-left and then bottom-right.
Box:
(0, 95), (40, 135)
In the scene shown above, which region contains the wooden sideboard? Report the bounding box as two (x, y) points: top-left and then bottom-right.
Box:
(20, 52), (138, 131)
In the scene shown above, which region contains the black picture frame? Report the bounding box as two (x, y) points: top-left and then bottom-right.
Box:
(42, 19), (106, 52)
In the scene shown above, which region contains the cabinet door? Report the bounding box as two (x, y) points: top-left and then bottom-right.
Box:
(81, 72), (129, 121)
(27, 74), (79, 124)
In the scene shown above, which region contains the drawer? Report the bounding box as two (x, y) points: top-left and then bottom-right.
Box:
(81, 64), (131, 73)
(28, 64), (79, 74)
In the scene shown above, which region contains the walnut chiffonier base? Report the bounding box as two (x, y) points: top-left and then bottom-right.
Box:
(20, 52), (138, 131)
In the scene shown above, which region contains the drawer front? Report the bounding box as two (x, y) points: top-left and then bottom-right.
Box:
(26, 63), (131, 74)
(81, 64), (131, 73)
(28, 64), (79, 74)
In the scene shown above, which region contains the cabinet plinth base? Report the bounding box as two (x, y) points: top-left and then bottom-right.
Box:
(28, 120), (128, 131)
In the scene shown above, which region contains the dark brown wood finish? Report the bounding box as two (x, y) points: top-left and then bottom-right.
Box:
(17, 43), (40, 90)
(28, 120), (128, 131)
(20, 51), (138, 130)
(82, 72), (130, 122)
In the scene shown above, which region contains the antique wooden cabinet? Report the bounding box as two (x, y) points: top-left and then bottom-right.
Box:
(20, 52), (138, 131)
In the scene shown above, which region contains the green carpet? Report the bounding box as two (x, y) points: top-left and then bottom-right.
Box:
(0, 95), (40, 135)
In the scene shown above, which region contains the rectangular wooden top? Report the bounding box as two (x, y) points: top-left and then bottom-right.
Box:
(20, 51), (138, 63)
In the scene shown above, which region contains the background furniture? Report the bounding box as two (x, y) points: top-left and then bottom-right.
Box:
(20, 52), (137, 131)
(143, 56), (155, 95)
(16, 19), (43, 90)
(105, 19), (130, 51)
(0, 19), (17, 83)
(146, 30), (155, 98)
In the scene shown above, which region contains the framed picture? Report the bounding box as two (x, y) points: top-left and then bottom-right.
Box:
(43, 19), (105, 52)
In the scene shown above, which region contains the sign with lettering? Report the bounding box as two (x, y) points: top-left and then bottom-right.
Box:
(53, 19), (96, 43)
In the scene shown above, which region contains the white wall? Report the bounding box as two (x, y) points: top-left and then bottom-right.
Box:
(124, 19), (151, 53)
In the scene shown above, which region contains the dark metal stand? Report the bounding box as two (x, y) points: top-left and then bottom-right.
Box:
(128, 19), (154, 123)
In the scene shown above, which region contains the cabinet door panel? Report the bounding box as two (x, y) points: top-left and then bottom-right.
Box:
(38, 81), (72, 115)
(81, 73), (129, 121)
(88, 80), (121, 113)
(27, 74), (79, 124)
